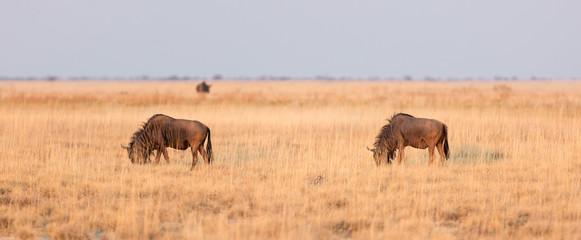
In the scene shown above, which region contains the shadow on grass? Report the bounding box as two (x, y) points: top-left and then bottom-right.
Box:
(450, 145), (505, 164)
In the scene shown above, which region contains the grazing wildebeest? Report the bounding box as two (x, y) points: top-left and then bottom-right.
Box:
(367, 113), (449, 166)
(121, 114), (213, 170)
(196, 81), (211, 93)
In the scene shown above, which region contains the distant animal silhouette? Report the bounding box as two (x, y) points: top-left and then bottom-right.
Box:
(196, 81), (211, 93)
(121, 114), (212, 170)
(367, 113), (449, 166)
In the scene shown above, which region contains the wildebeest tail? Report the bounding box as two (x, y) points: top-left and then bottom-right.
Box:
(443, 124), (450, 160)
(205, 128), (213, 164)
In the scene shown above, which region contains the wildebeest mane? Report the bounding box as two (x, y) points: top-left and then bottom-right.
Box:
(373, 113), (416, 163)
(373, 123), (396, 161)
(128, 114), (169, 161)
(376, 113), (415, 151)
(388, 113), (414, 123)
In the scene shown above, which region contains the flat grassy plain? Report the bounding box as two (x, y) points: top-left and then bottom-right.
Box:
(0, 80), (580, 239)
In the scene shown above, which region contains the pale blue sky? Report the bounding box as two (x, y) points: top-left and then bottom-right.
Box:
(1, 0), (580, 79)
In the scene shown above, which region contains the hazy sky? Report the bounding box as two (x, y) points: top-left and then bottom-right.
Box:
(1, 1), (580, 79)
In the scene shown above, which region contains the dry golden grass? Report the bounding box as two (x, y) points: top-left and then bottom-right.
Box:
(0, 80), (580, 239)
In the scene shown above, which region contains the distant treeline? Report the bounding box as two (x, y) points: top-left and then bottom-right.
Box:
(0, 75), (578, 81)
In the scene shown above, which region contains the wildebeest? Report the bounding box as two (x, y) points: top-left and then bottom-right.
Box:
(121, 114), (213, 170)
(367, 113), (449, 166)
(196, 81), (211, 93)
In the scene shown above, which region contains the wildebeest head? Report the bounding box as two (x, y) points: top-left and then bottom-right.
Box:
(121, 120), (156, 164)
(368, 120), (399, 166)
(121, 143), (148, 164)
(367, 145), (393, 165)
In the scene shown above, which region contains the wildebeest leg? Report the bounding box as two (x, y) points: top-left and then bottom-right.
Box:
(398, 144), (405, 165)
(428, 145), (435, 166)
(437, 142), (445, 166)
(190, 144), (201, 170)
(198, 144), (208, 164)
(161, 147), (170, 164)
(155, 150), (162, 164)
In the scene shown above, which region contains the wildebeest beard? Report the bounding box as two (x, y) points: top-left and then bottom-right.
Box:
(125, 120), (157, 164)
(372, 123), (397, 165)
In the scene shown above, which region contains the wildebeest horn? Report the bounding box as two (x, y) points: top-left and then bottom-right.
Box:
(120, 144), (129, 149)
(366, 145), (374, 151)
